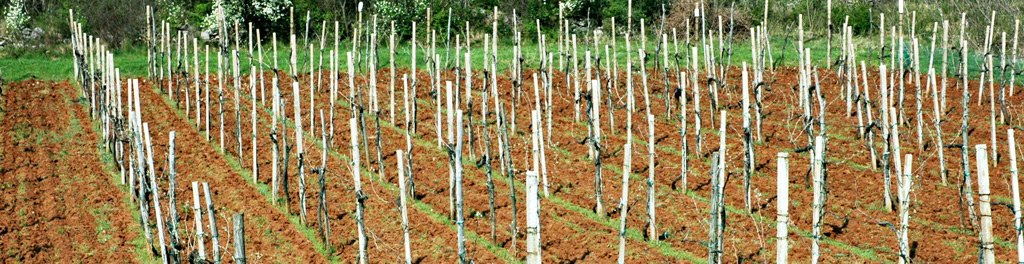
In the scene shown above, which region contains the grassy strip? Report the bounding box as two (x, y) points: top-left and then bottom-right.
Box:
(151, 84), (333, 262)
(75, 88), (162, 263)
(3, 35), (1008, 88)
(227, 84), (520, 263)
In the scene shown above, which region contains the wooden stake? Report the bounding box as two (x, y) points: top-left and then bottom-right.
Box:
(898, 154), (912, 264)
(1009, 129), (1024, 263)
(351, 118), (368, 264)
(929, 69), (947, 184)
(232, 213), (246, 264)
(390, 21), (396, 124)
(742, 63), (753, 212)
(294, 79), (307, 225)
(455, 110), (466, 264)
(272, 77), (280, 203)
(397, 150), (412, 264)
(203, 182), (222, 264)
(592, 79), (604, 218)
(167, 131), (182, 259)
(143, 124), (169, 264)
(446, 81), (455, 219)
(191, 182), (206, 261)
(977, 144), (995, 264)
(812, 135), (824, 264)
(525, 170), (541, 264)
(251, 66), (258, 183)
(776, 153), (790, 264)
(617, 143), (631, 264)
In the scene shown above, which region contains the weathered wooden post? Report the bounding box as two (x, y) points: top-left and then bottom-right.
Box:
(927, 69), (947, 184)
(351, 118), (368, 264)
(203, 182), (222, 264)
(592, 79), (604, 218)
(678, 71), (689, 191)
(898, 155), (912, 264)
(525, 170), (541, 264)
(618, 143), (631, 264)
(167, 131), (182, 260)
(205, 46), (211, 140)
(1011, 129), (1024, 263)
(742, 63), (753, 212)
(233, 213), (245, 264)
(143, 124), (169, 263)
(191, 182), (206, 261)
(776, 153), (790, 264)
(646, 113), (656, 241)
(389, 21), (396, 124)
(272, 77), (280, 203)
(251, 66), (258, 183)
(455, 110), (466, 264)
(446, 81), (455, 220)
(291, 79), (308, 224)
(573, 34), (580, 122)
(812, 135), (824, 264)
(218, 50), (224, 151)
(397, 150), (412, 264)
(977, 144), (995, 264)
(318, 110), (330, 247)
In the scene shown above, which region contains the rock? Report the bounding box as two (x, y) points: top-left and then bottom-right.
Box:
(21, 27), (44, 40)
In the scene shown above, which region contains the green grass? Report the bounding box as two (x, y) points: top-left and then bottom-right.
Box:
(1, 33), (1012, 89)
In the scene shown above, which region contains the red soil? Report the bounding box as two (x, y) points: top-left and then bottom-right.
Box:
(0, 80), (138, 263)
(6, 57), (1018, 263)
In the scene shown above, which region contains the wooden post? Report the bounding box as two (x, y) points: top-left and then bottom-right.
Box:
(618, 143), (631, 264)
(294, 79), (307, 225)
(692, 47), (702, 153)
(206, 46), (211, 141)
(455, 110), (466, 263)
(941, 20), (949, 112)
(351, 118), (368, 264)
(403, 74), (416, 197)
(961, 48), (980, 228)
(143, 124), (169, 264)
(742, 63), (753, 212)
(898, 155), (912, 264)
(318, 110), (330, 247)
(195, 39), (201, 128)
(397, 150), (412, 264)
(191, 182), (207, 261)
(251, 66), (258, 183)
(573, 35), (580, 122)
(200, 182), (222, 264)
(1010, 129), (1024, 263)
(390, 21), (396, 124)
(272, 77), (280, 202)
(812, 135), (824, 264)
(592, 79), (604, 218)
(977, 144), (995, 264)
(776, 153), (790, 264)
(218, 50), (225, 152)
(678, 71), (689, 191)
(646, 113), (656, 241)
(446, 81), (455, 219)
(989, 55), (998, 163)
(167, 131), (182, 259)
(525, 171), (541, 264)
(232, 213), (246, 264)
(929, 69), (947, 184)
(257, 30), (265, 105)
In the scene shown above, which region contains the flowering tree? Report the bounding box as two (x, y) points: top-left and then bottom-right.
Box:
(3, 0), (29, 33)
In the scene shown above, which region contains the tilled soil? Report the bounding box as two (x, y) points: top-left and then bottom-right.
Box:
(0, 80), (139, 263)
(6, 58), (1021, 263)
(133, 78), (326, 263)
